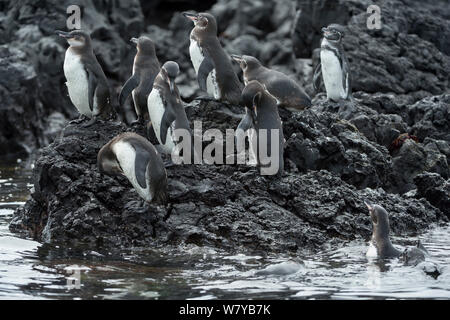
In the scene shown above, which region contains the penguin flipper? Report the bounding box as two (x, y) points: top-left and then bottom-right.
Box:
(119, 74), (139, 107)
(159, 102), (177, 145)
(86, 69), (98, 112)
(313, 62), (322, 93)
(237, 110), (253, 133)
(197, 50), (215, 93)
(132, 143), (151, 189)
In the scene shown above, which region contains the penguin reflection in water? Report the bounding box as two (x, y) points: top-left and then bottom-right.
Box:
(183, 11), (243, 105)
(237, 80), (284, 176)
(119, 36), (160, 125)
(313, 24), (352, 102)
(56, 30), (114, 126)
(97, 132), (168, 206)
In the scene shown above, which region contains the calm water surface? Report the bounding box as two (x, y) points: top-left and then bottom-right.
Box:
(0, 159), (449, 300)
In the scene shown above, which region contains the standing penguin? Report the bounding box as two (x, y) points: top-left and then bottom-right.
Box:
(119, 36), (160, 125)
(56, 30), (113, 126)
(238, 80), (284, 176)
(313, 24), (352, 102)
(183, 12), (243, 105)
(147, 61), (192, 155)
(97, 132), (167, 204)
(231, 54), (311, 111)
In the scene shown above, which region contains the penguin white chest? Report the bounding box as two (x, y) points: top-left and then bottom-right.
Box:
(147, 88), (176, 153)
(112, 141), (151, 202)
(63, 49), (94, 117)
(189, 39), (220, 99)
(366, 242), (378, 258)
(320, 48), (347, 101)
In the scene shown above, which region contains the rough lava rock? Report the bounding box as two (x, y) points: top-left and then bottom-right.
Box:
(10, 100), (448, 253)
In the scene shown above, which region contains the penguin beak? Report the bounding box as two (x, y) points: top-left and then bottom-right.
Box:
(364, 201), (374, 212)
(231, 54), (243, 64)
(183, 12), (199, 23)
(130, 37), (139, 45)
(55, 30), (73, 39)
(168, 78), (175, 93)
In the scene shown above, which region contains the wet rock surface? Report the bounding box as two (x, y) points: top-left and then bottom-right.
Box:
(4, 0), (450, 253)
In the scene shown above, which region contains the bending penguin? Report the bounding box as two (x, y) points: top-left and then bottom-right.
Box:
(56, 29), (113, 126)
(147, 61), (193, 156)
(231, 54), (311, 111)
(97, 132), (168, 205)
(183, 11), (243, 105)
(313, 24), (352, 102)
(237, 80), (284, 176)
(119, 36), (160, 125)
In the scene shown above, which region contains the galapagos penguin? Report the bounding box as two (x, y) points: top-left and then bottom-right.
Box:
(56, 29), (113, 126)
(183, 12), (243, 105)
(97, 132), (167, 204)
(119, 36), (160, 125)
(231, 54), (311, 111)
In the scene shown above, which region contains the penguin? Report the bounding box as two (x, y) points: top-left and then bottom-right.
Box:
(238, 80), (284, 176)
(365, 201), (430, 260)
(147, 61), (192, 155)
(365, 201), (402, 259)
(183, 12), (243, 105)
(56, 30), (113, 126)
(119, 36), (160, 125)
(97, 132), (167, 204)
(313, 24), (352, 102)
(231, 54), (311, 111)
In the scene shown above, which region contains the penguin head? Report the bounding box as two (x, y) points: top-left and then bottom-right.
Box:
(56, 30), (91, 48)
(231, 54), (261, 72)
(130, 36), (156, 56)
(241, 80), (267, 116)
(183, 12), (217, 35)
(365, 201), (391, 238)
(162, 61), (179, 93)
(322, 24), (345, 43)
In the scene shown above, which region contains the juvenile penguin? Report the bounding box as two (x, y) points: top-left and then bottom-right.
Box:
(147, 61), (192, 155)
(119, 36), (160, 125)
(313, 24), (352, 102)
(56, 30), (112, 126)
(231, 54), (311, 111)
(183, 12), (243, 105)
(238, 80), (284, 176)
(97, 132), (167, 204)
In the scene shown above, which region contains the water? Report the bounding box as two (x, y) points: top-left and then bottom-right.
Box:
(0, 159), (449, 300)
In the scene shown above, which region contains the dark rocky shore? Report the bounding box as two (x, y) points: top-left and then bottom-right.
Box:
(3, 0), (450, 254)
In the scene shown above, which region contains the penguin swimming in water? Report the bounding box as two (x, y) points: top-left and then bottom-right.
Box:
(231, 54), (311, 112)
(183, 11), (243, 105)
(97, 132), (167, 204)
(238, 80), (284, 176)
(56, 30), (113, 126)
(365, 201), (430, 261)
(313, 24), (352, 102)
(119, 36), (160, 125)
(147, 61), (192, 155)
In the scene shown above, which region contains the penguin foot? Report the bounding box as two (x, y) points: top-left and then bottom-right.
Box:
(69, 115), (88, 124)
(82, 117), (98, 128)
(193, 95), (217, 102)
(163, 159), (176, 168)
(131, 118), (144, 126)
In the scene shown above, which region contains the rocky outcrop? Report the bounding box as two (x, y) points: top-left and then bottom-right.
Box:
(10, 100), (448, 252)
